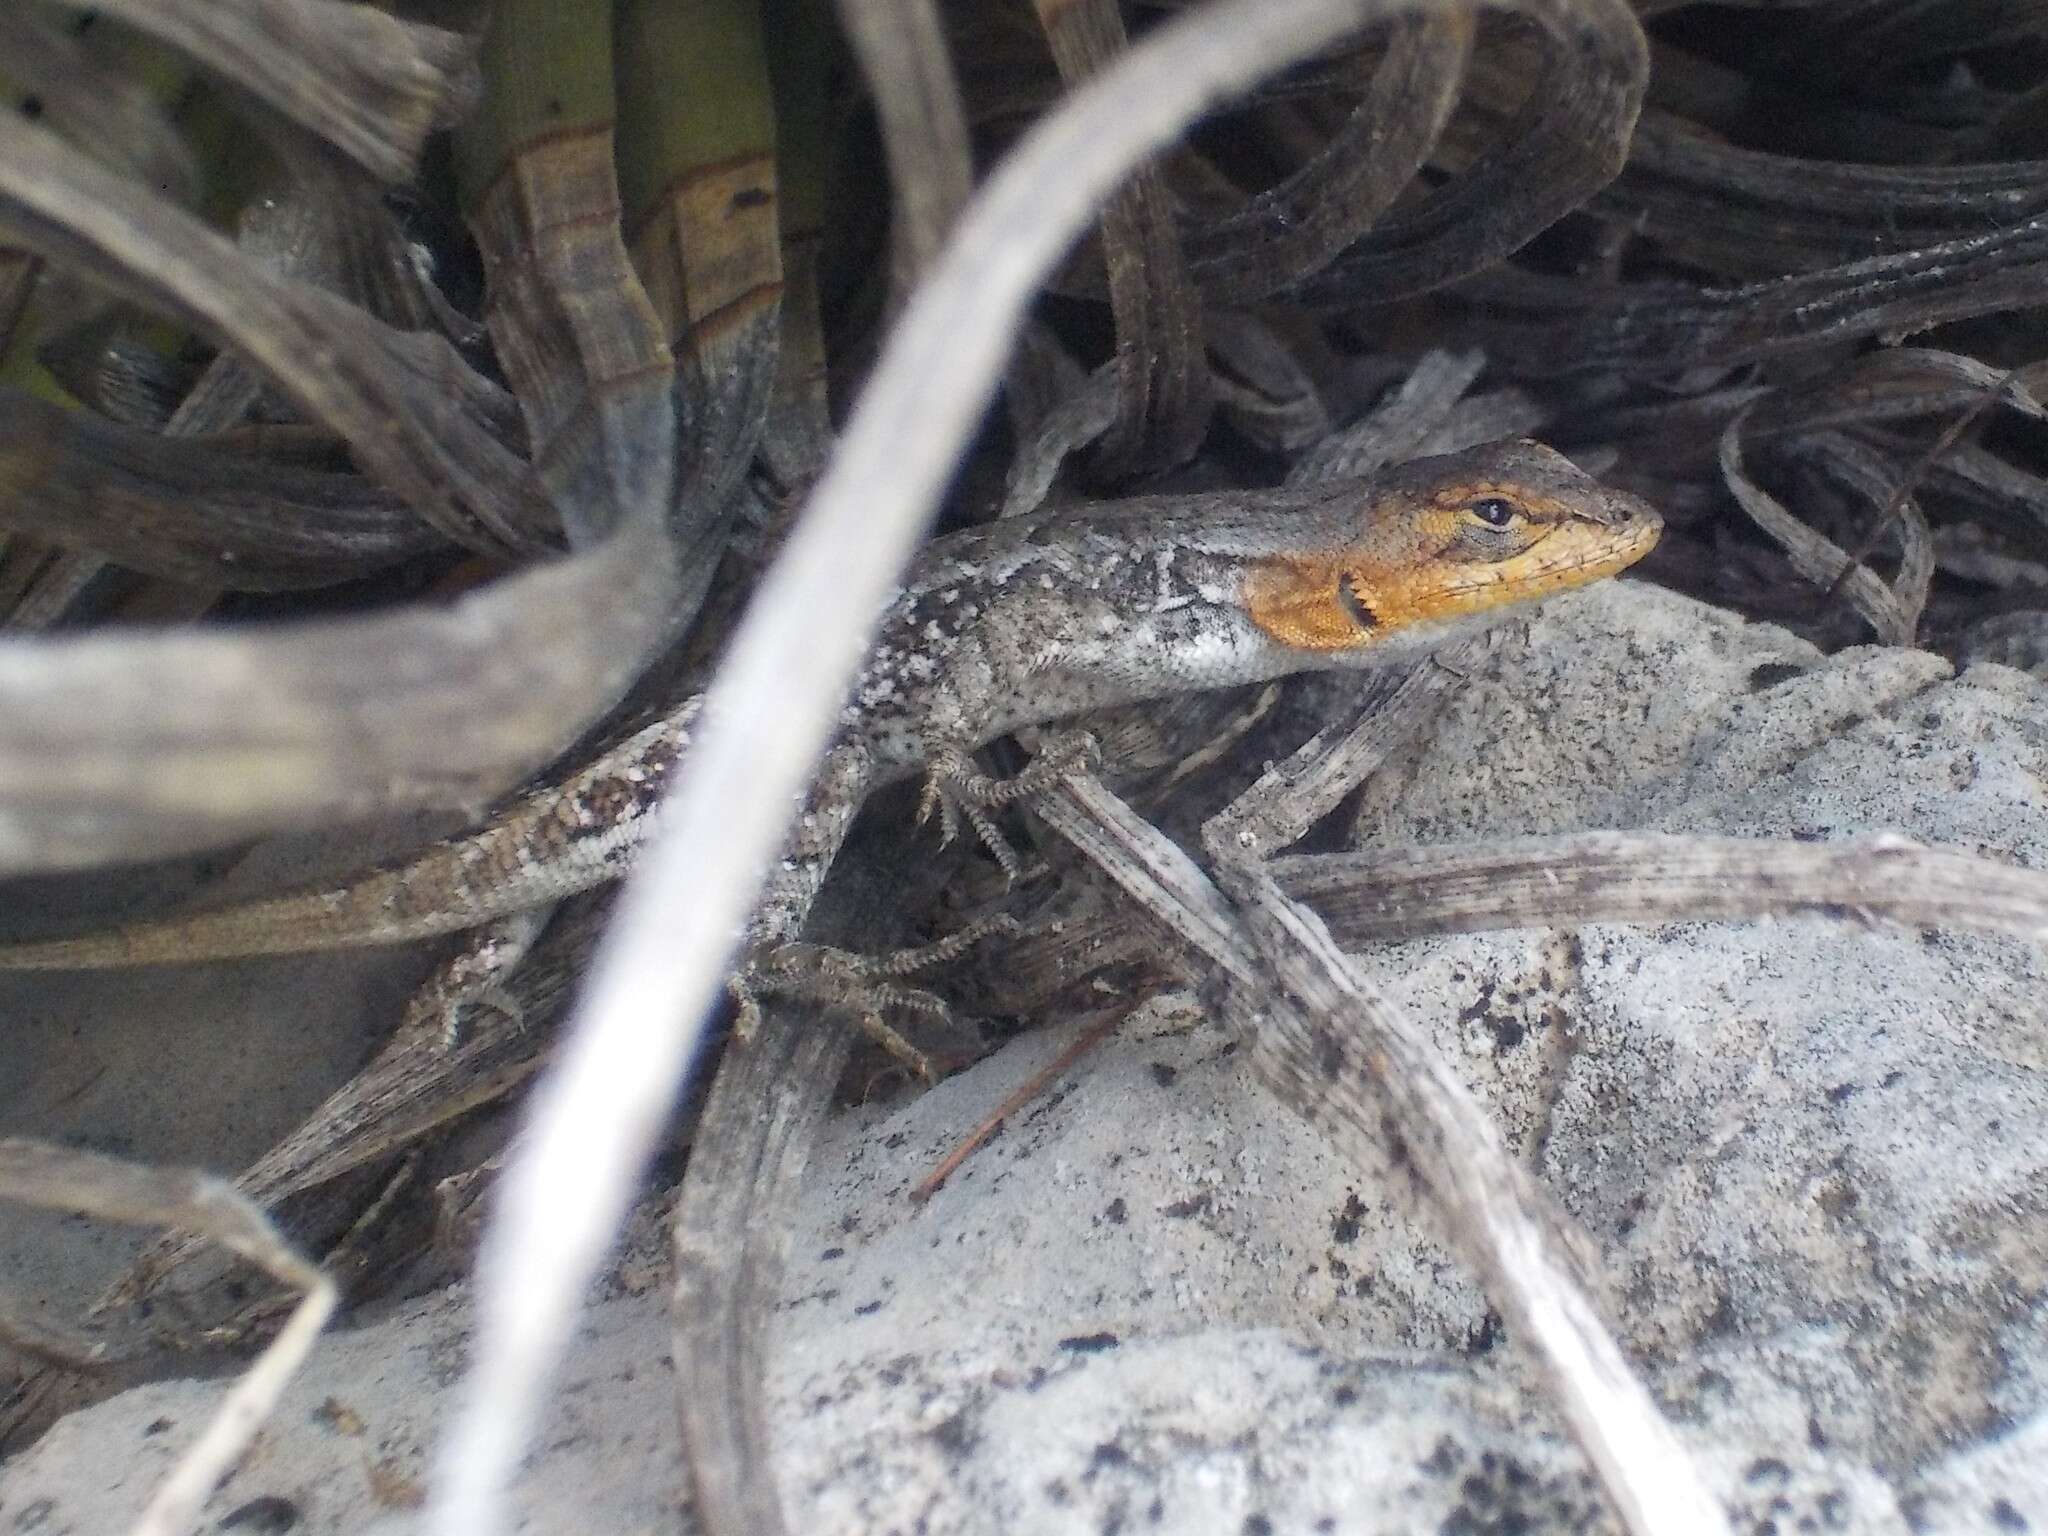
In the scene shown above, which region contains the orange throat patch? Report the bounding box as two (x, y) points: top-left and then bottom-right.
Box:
(1241, 517), (1661, 653)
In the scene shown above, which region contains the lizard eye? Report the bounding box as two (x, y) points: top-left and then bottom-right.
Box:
(1468, 497), (1519, 528)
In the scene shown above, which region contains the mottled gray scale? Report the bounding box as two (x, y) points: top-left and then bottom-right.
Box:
(552, 730), (684, 852)
(844, 493), (1357, 779)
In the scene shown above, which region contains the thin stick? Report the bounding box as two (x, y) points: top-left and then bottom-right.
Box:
(909, 1005), (1133, 1205)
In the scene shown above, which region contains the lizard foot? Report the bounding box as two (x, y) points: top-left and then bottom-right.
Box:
(400, 906), (554, 1049)
(728, 912), (1023, 1082)
(915, 733), (1102, 879)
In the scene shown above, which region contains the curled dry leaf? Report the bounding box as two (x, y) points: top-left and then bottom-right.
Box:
(36, 0), (477, 184)
(0, 387), (435, 590)
(1720, 408), (1923, 645)
(0, 1138), (337, 1536)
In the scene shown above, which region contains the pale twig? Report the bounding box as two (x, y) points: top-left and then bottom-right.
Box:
(0, 1139), (337, 1536)
(430, 4), (1428, 1531)
(1271, 828), (2048, 943)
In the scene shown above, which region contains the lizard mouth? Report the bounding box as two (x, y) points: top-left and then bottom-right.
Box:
(1434, 511), (1663, 607)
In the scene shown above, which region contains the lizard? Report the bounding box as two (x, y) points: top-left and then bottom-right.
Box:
(0, 437), (1659, 978)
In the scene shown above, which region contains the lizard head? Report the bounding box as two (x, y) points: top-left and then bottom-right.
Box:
(1242, 438), (1662, 653)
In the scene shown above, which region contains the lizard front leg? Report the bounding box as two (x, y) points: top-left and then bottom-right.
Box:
(915, 732), (1103, 879)
(401, 905), (557, 1050)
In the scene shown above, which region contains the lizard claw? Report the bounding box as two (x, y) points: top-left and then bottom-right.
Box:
(725, 970), (768, 1041)
(914, 772), (944, 833)
(917, 745), (976, 851)
(915, 736), (1101, 880)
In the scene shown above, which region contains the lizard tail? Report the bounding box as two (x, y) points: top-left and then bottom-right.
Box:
(0, 715), (694, 973)
(0, 875), (465, 970)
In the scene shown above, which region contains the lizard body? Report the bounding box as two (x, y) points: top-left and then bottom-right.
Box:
(0, 439), (1657, 971)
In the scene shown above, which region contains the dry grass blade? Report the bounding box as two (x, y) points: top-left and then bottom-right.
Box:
(434, 3), (1468, 1530)
(133, 1290), (333, 1536)
(38, 0), (475, 184)
(1205, 655), (1464, 858)
(0, 8), (199, 208)
(1484, 214), (2048, 375)
(1298, 0), (1645, 303)
(0, 68), (448, 619)
(0, 388), (435, 589)
(0, 504), (676, 872)
(1286, 345), (1488, 483)
(0, 100), (699, 869)
(0, 1138), (337, 1536)
(1795, 430), (1935, 630)
(670, 1007), (853, 1535)
(1044, 768), (1262, 968)
(1719, 409), (1919, 643)
(1596, 111), (2048, 276)
(836, 0), (976, 284)
(1204, 312), (1331, 450)
(1190, 12), (1473, 297)
(1757, 349), (2048, 437)
(0, 1289), (124, 1373)
(1036, 0), (1213, 472)
(104, 969), (559, 1310)
(0, 112), (551, 553)
(1220, 868), (1728, 1536)
(1001, 358), (1120, 514)
(99, 885), (629, 1311)
(1269, 830), (2048, 942)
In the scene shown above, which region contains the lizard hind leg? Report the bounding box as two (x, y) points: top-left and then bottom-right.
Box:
(914, 733), (1103, 881)
(727, 911), (1023, 1082)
